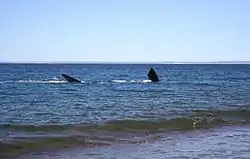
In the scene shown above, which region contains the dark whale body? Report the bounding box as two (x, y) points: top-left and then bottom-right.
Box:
(61, 74), (81, 83)
(147, 68), (159, 82)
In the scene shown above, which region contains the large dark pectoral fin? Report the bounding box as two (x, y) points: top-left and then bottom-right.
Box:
(61, 74), (81, 83)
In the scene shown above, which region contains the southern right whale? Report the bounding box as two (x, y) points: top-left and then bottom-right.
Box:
(61, 73), (81, 83)
(147, 68), (159, 82)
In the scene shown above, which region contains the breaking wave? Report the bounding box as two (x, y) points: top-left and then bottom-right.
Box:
(1, 107), (250, 157)
(2, 107), (250, 133)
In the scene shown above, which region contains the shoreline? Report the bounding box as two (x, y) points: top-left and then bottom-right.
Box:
(12, 125), (250, 159)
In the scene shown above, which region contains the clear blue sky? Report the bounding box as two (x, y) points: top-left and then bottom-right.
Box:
(1, 0), (250, 62)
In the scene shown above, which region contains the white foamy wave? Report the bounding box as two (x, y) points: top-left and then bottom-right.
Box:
(0, 81), (10, 84)
(18, 80), (67, 84)
(131, 79), (152, 83)
(112, 79), (152, 84)
(112, 80), (127, 83)
(98, 81), (108, 84)
(52, 77), (59, 80)
(142, 80), (152, 83)
(131, 80), (136, 83)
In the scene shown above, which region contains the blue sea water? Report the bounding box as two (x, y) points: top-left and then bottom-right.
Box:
(1, 64), (250, 158)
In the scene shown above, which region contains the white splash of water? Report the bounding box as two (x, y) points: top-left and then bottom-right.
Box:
(18, 80), (67, 84)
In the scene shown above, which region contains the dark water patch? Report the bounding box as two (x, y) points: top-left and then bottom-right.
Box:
(34, 112), (60, 117)
(228, 76), (250, 81)
(0, 136), (110, 159)
(102, 118), (226, 132)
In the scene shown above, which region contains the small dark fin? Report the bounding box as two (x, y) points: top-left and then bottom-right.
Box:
(61, 74), (81, 83)
(147, 68), (159, 82)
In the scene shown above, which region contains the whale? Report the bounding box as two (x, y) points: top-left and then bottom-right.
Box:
(147, 68), (159, 82)
(61, 74), (81, 83)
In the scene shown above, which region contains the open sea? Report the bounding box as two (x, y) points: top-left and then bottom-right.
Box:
(1, 64), (250, 159)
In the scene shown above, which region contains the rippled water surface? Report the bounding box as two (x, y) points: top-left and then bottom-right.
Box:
(1, 64), (250, 158)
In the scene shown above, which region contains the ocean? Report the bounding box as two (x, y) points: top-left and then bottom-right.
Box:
(1, 64), (250, 158)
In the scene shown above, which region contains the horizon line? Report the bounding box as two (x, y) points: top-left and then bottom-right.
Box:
(1, 61), (250, 64)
